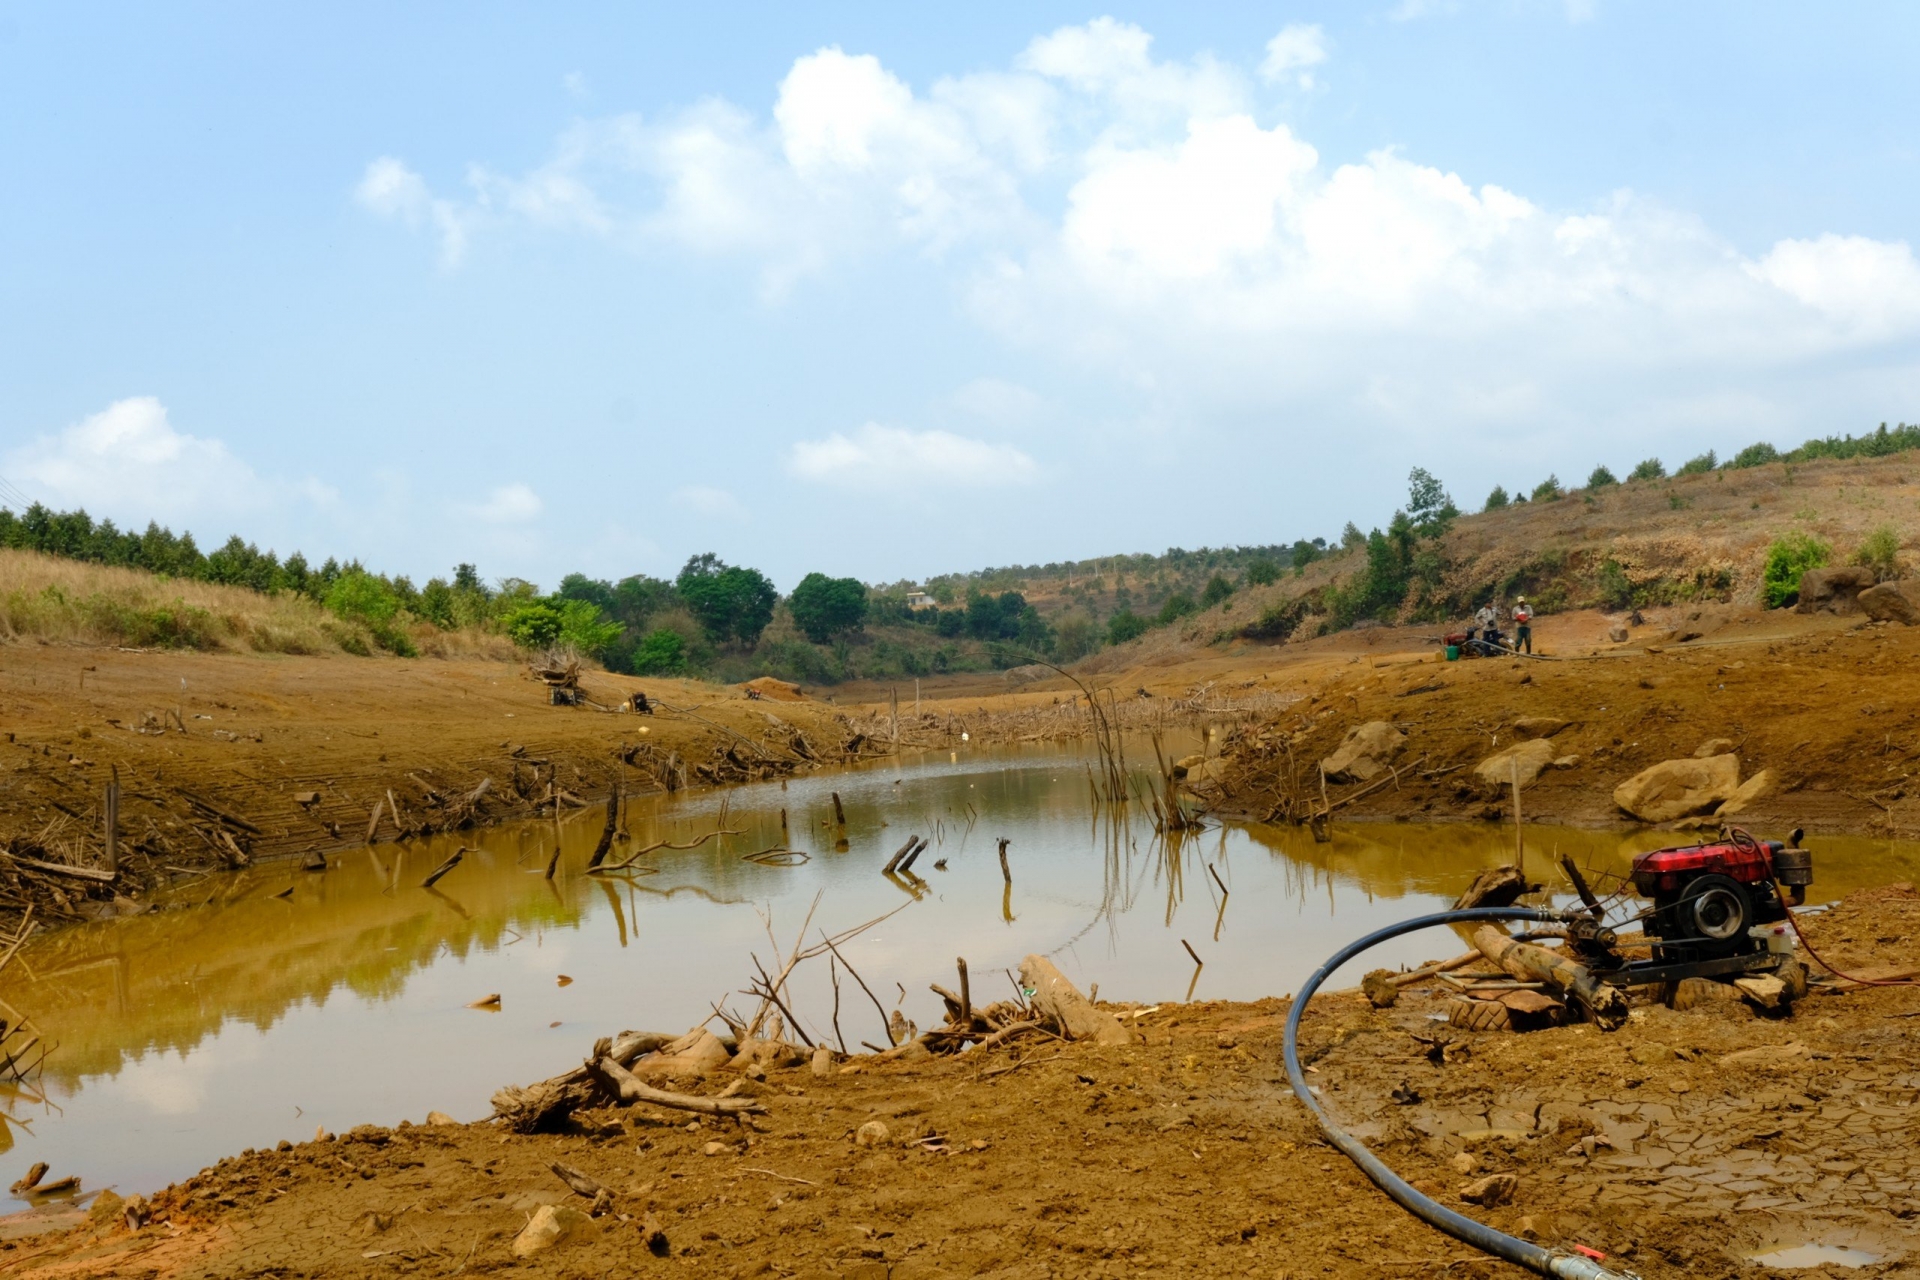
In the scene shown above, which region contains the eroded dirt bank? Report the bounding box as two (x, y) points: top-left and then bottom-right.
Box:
(5, 884), (1917, 1279)
(0, 648), (874, 928)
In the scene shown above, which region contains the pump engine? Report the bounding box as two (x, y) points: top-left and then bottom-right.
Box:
(1631, 828), (1813, 964)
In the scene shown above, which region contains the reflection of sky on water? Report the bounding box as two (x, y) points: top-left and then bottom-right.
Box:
(2, 739), (1914, 1198)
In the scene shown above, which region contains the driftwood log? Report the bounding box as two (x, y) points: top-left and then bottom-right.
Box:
(1017, 955), (1132, 1046)
(491, 1030), (679, 1132)
(586, 1055), (765, 1116)
(1471, 925), (1626, 1030)
(1454, 865), (1534, 911)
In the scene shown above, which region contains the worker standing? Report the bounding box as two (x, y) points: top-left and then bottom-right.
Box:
(1472, 602), (1498, 642)
(1512, 596), (1533, 654)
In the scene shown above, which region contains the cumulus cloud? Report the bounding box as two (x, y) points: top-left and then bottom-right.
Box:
(1260, 24), (1328, 89)
(354, 19), (1920, 463)
(5, 396), (289, 524)
(789, 424), (1037, 488)
(462, 483), (543, 524)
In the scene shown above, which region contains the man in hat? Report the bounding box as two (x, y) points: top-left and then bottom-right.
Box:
(1511, 596), (1533, 654)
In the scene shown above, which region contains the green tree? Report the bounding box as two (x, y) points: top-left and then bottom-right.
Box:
(629, 627), (687, 675)
(1484, 485), (1509, 512)
(1244, 557), (1281, 585)
(1761, 532), (1831, 609)
(1200, 574), (1234, 608)
(676, 553), (778, 646)
(556, 598), (623, 654)
(1406, 467), (1458, 538)
(1727, 441), (1781, 469)
(1587, 465), (1618, 489)
(1107, 610), (1148, 644)
(557, 573), (616, 612)
(788, 572), (869, 642)
(1676, 450), (1717, 476)
(1629, 458), (1666, 481)
(1530, 475), (1564, 502)
(503, 600), (563, 648)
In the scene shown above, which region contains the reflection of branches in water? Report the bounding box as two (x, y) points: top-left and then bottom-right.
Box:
(628, 884), (750, 906)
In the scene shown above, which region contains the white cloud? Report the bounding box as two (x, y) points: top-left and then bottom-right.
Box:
(562, 71), (589, 100)
(355, 156), (469, 266)
(672, 485), (747, 518)
(1260, 24), (1328, 89)
(4, 396), (318, 525)
(789, 424), (1037, 488)
(463, 483), (543, 524)
(1749, 234), (1920, 336)
(353, 20), (1920, 467)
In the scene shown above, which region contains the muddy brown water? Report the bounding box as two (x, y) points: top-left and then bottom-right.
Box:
(3, 741), (1917, 1203)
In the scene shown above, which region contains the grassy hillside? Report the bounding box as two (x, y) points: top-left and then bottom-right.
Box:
(0, 549), (511, 659)
(1080, 449), (1920, 668)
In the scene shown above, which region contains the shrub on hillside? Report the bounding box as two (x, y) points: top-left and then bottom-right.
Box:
(1484, 486), (1509, 511)
(1726, 441), (1781, 469)
(1243, 557), (1281, 585)
(1853, 526), (1901, 580)
(1156, 593), (1197, 626)
(504, 601), (563, 649)
(1676, 450), (1717, 476)
(1629, 458), (1666, 481)
(1107, 610), (1148, 645)
(1240, 598), (1309, 642)
(1587, 465), (1618, 488)
(1531, 475), (1564, 502)
(1200, 574), (1233, 608)
(1761, 532), (1831, 608)
(1054, 612), (1098, 661)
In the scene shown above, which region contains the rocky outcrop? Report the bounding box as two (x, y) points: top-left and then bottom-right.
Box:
(1474, 738), (1559, 789)
(1613, 754), (1741, 822)
(1795, 566), (1876, 614)
(1859, 582), (1920, 625)
(1512, 716), (1570, 739)
(1320, 722), (1406, 784)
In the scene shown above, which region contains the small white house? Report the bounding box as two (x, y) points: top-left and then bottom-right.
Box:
(906, 591), (937, 610)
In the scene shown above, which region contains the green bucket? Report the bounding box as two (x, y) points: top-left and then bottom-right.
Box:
(1445, 645), (1460, 661)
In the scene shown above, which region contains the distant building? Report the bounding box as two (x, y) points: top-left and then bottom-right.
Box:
(906, 591), (936, 610)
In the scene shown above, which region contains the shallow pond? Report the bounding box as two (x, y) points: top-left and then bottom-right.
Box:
(3, 741), (1916, 1200)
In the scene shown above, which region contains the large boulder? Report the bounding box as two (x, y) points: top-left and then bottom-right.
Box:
(1859, 582), (1920, 625)
(1613, 754), (1741, 822)
(1320, 722), (1406, 783)
(1795, 566), (1876, 614)
(1715, 769), (1775, 818)
(1474, 738), (1559, 789)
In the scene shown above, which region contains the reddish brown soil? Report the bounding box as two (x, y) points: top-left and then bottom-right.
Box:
(0, 646), (862, 926)
(5, 885), (1917, 1279)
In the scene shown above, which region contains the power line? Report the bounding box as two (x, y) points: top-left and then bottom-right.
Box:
(0, 474), (31, 513)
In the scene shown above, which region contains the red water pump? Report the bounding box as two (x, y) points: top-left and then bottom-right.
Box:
(1631, 829), (1811, 960)
(1562, 828), (1813, 986)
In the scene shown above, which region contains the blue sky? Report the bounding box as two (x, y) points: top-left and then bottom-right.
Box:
(4, 2), (1918, 591)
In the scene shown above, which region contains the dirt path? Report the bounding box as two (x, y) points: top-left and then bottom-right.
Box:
(3, 883), (1915, 1278)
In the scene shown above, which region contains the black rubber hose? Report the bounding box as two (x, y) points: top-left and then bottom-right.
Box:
(1282, 906), (1641, 1280)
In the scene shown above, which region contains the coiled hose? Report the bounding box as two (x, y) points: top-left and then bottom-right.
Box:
(1282, 906), (1642, 1280)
